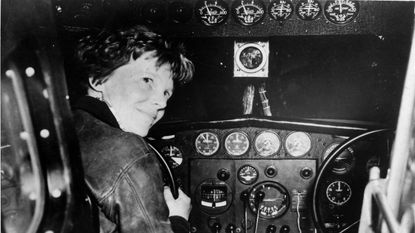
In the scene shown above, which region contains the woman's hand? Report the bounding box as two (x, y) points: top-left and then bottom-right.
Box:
(163, 186), (192, 220)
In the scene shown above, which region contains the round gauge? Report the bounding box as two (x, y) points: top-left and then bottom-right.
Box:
(195, 132), (220, 156)
(249, 181), (290, 219)
(195, 0), (229, 26)
(225, 131), (250, 156)
(232, 0), (266, 26)
(269, 0), (294, 22)
(238, 165), (258, 185)
(296, 0), (322, 21)
(235, 42), (268, 74)
(169, 1), (193, 23)
(254, 131), (281, 157)
(142, 2), (166, 23)
(160, 145), (183, 168)
(326, 180), (352, 205)
(324, 0), (359, 24)
(323, 142), (354, 174)
(284, 132), (312, 157)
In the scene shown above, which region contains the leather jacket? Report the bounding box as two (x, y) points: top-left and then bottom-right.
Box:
(73, 96), (188, 233)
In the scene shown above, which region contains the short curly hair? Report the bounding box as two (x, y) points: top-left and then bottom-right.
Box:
(76, 25), (194, 90)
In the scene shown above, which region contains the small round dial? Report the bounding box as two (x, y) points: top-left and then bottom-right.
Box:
(323, 142), (354, 174)
(195, 132), (220, 156)
(269, 0), (294, 22)
(238, 165), (258, 185)
(195, 0), (229, 26)
(284, 132), (312, 157)
(296, 0), (322, 21)
(324, 0), (359, 24)
(169, 1), (193, 23)
(254, 131), (281, 157)
(160, 145), (183, 168)
(232, 0), (266, 26)
(225, 131), (250, 156)
(249, 181), (290, 219)
(326, 180), (352, 205)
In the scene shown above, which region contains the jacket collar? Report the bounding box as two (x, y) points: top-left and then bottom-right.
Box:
(73, 96), (120, 129)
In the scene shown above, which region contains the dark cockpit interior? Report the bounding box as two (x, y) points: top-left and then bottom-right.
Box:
(2, 1), (415, 233)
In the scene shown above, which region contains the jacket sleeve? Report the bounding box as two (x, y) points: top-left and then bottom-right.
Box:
(98, 153), (176, 233)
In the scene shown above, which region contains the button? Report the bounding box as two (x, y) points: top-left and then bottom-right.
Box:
(300, 167), (313, 179)
(279, 225), (290, 233)
(217, 168), (230, 181)
(265, 166), (277, 178)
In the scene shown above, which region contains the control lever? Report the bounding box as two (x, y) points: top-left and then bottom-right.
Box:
(211, 222), (222, 233)
(240, 190), (250, 233)
(266, 225), (277, 233)
(254, 191), (265, 233)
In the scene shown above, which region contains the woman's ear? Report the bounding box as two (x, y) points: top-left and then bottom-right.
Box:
(88, 77), (104, 92)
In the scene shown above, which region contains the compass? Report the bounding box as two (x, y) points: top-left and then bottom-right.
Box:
(324, 0), (359, 24)
(195, 0), (229, 26)
(232, 0), (266, 26)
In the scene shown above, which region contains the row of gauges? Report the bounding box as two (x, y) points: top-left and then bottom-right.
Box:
(195, 131), (312, 157)
(195, 0), (359, 26)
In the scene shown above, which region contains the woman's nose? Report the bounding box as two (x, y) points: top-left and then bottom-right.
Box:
(152, 91), (167, 109)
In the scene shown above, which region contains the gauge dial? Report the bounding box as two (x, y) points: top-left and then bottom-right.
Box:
(195, 0), (229, 26)
(326, 180), (352, 205)
(269, 0), (294, 21)
(238, 165), (258, 185)
(296, 0), (322, 21)
(232, 0), (266, 26)
(169, 1), (193, 23)
(323, 142), (354, 174)
(225, 131), (250, 156)
(195, 132), (220, 156)
(254, 131), (281, 157)
(284, 132), (312, 157)
(249, 181), (290, 219)
(324, 0), (359, 24)
(160, 145), (183, 168)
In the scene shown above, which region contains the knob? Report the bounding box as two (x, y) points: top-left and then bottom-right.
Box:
(212, 222), (222, 233)
(225, 224), (236, 233)
(255, 191), (265, 205)
(265, 166), (277, 178)
(300, 167), (313, 179)
(240, 190), (250, 202)
(266, 225), (277, 233)
(279, 225), (290, 233)
(217, 168), (230, 181)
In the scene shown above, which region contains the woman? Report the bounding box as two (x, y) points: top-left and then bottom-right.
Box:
(72, 25), (194, 233)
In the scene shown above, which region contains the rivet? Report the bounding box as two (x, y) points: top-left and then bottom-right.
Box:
(42, 89), (49, 99)
(5, 70), (14, 78)
(65, 95), (70, 100)
(51, 189), (62, 198)
(40, 129), (50, 138)
(25, 67), (35, 77)
(19, 132), (29, 140)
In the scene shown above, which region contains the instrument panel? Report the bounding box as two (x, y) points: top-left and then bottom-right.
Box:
(150, 119), (388, 233)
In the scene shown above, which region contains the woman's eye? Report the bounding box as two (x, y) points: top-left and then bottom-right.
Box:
(142, 77), (153, 83)
(164, 91), (172, 98)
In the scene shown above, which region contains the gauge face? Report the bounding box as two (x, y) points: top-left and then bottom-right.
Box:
(169, 1), (193, 23)
(296, 0), (321, 21)
(225, 131), (250, 156)
(285, 132), (311, 157)
(269, 0), (294, 21)
(323, 142), (354, 174)
(255, 131), (281, 157)
(238, 165), (258, 185)
(195, 0), (229, 26)
(232, 0), (266, 26)
(326, 180), (352, 205)
(249, 181), (290, 219)
(160, 145), (183, 168)
(195, 132), (220, 156)
(324, 0), (359, 24)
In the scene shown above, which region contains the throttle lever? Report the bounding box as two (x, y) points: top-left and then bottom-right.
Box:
(240, 190), (250, 233)
(254, 191), (265, 233)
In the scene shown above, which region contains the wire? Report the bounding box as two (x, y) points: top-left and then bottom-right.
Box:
(297, 193), (303, 233)
(338, 220), (360, 233)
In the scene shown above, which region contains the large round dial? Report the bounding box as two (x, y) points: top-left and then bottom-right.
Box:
(249, 181), (290, 219)
(225, 131), (250, 156)
(232, 0), (266, 26)
(284, 132), (312, 157)
(254, 131), (281, 157)
(296, 0), (322, 21)
(326, 180), (352, 205)
(195, 0), (229, 26)
(160, 145), (183, 168)
(238, 165), (258, 185)
(269, 0), (294, 22)
(195, 132), (220, 156)
(324, 0), (359, 24)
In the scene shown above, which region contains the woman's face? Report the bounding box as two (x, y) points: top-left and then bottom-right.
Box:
(99, 52), (174, 136)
